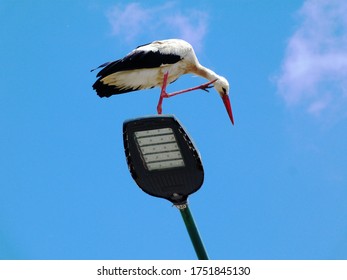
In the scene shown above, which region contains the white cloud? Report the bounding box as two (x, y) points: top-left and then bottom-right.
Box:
(106, 2), (208, 51)
(276, 0), (347, 118)
(107, 3), (151, 42)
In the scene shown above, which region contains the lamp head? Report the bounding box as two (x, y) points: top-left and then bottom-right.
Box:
(123, 115), (204, 205)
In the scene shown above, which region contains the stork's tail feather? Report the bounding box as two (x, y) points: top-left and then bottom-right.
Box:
(93, 78), (140, 98)
(90, 62), (112, 73)
(92, 80), (113, 98)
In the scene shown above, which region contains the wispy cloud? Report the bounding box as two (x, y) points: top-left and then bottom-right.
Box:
(275, 0), (347, 119)
(106, 2), (208, 51)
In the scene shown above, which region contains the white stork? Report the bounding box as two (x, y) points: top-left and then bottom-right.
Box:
(92, 39), (234, 125)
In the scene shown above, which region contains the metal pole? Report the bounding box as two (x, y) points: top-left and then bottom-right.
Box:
(177, 203), (209, 260)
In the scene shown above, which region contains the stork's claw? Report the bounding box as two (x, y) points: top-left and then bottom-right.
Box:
(201, 84), (214, 92)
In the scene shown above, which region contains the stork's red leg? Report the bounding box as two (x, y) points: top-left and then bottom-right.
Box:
(157, 72), (169, 114)
(166, 79), (217, 97)
(157, 73), (218, 114)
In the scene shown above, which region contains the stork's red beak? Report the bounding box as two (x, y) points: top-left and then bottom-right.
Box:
(222, 95), (234, 125)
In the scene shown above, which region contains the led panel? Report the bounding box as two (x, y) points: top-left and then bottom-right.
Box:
(134, 128), (185, 171)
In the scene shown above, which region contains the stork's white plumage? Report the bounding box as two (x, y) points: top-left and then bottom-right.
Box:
(92, 39), (234, 124)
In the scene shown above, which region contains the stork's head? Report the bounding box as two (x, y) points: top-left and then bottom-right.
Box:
(213, 76), (234, 125)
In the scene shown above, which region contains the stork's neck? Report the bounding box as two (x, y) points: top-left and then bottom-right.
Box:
(194, 64), (220, 81)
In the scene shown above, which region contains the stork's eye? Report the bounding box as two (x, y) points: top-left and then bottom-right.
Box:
(222, 87), (227, 94)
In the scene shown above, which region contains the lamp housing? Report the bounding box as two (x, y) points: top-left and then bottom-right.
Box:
(123, 115), (204, 205)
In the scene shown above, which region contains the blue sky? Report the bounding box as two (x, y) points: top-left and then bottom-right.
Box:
(1, 0), (347, 260)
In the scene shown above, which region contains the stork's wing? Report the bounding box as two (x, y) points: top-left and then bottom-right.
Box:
(92, 48), (182, 97)
(95, 49), (182, 78)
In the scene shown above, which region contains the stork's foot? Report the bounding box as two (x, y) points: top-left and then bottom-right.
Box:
(157, 90), (168, 114)
(198, 82), (215, 93)
(157, 101), (163, 114)
(197, 79), (218, 92)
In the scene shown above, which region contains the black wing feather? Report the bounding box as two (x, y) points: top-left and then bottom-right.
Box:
(96, 50), (181, 78)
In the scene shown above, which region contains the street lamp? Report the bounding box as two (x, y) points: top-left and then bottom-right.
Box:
(123, 115), (208, 259)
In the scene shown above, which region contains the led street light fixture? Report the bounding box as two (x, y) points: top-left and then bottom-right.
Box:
(123, 115), (204, 205)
